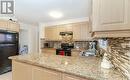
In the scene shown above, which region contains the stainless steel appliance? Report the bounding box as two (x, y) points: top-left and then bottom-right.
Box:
(0, 30), (19, 74)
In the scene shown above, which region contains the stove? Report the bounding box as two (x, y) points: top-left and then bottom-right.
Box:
(56, 48), (71, 56)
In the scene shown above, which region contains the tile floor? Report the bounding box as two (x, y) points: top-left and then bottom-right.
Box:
(0, 72), (12, 80)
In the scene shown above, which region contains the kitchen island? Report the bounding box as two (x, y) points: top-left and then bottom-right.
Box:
(9, 53), (126, 80)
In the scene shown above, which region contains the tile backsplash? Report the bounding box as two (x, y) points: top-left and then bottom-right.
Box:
(41, 39), (90, 49)
(100, 38), (130, 79)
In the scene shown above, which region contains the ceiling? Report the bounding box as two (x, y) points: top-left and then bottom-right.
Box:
(15, 0), (91, 24)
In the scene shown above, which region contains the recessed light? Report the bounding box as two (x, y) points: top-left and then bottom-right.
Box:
(49, 11), (63, 19)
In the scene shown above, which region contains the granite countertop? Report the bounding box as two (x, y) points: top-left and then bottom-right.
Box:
(42, 48), (85, 52)
(41, 48), (85, 56)
(9, 53), (126, 80)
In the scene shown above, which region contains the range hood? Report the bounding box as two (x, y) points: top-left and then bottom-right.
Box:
(60, 31), (73, 36)
(59, 31), (73, 43)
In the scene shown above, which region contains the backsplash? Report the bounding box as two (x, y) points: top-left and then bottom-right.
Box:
(101, 38), (130, 79)
(41, 39), (89, 49)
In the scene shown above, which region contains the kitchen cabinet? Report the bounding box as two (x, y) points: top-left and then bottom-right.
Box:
(8, 21), (20, 32)
(65, 25), (73, 31)
(45, 27), (57, 41)
(72, 24), (81, 41)
(45, 22), (91, 41)
(12, 60), (90, 80)
(0, 20), (20, 32)
(62, 74), (88, 80)
(92, 0), (130, 32)
(45, 27), (51, 40)
(80, 22), (92, 41)
(49, 27), (59, 40)
(0, 20), (8, 30)
(32, 66), (62, 80)
(45, 25), (73, 41)
(12, 61), (32, 80)
(73, 22), (91, 41)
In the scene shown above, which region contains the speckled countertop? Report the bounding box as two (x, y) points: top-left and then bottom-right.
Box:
(9, 54), (126, 80)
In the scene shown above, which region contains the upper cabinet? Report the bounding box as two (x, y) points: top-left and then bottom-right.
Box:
(0, 20), (8, 30)
(72, 22), (91, 41)
(8, 21), (20, 32)
(45, 22), (92, 41)
(72, 24), (81, 41)
(45, 27), (56, 41)
(0, 20), (20, 32)
(80, 22), (92, 41)
(92, 0), (130, 32)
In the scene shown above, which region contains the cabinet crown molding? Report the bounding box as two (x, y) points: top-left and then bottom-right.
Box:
(93, 30), (130, 38)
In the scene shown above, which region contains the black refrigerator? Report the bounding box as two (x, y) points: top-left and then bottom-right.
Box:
(0, 30), (19, 74)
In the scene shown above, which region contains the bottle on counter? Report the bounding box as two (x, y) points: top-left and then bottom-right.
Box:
(101, 53), (113, 69)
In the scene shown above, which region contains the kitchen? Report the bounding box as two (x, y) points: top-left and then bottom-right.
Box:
(0, 0), (130, 80)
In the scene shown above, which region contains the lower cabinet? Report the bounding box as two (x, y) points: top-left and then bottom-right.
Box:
(12, 61), (32, 80)
(63, 74), (84, 80)
(32, 66), (62, 80)
(12, 60), (90, 80)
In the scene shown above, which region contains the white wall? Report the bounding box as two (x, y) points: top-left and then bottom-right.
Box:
(39, 23), (45, 39)
(38, 23), (45, 53)
(19, 22), (38, 54)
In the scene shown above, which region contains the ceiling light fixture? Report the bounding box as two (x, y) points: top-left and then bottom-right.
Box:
(49, 11), (63, 19)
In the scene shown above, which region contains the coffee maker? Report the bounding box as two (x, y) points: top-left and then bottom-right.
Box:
(56, 31), (74, 56)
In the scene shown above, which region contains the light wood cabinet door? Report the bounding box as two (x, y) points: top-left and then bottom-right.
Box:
(72, 24), (81, 41)
(45, 27), (59, 41)
(80, 23), (87, 41)
(65, 25), (73, 32)
(32, 66), (62, 80)
(12, 61), (91, 80)
(53, 27), (59, 40)
(92, 0), (130, 31)
(80, 22), (92, 41)
(72, 22), (92, 41)
(12, 61), (32, 80)
(0, 20), (20, 32)
(62, 74), (88, 80)
(8, 21), (20, 32)
(0, 20), (8, 30)
(45, 27), (54, 40)
(45, 27), (51, 40)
